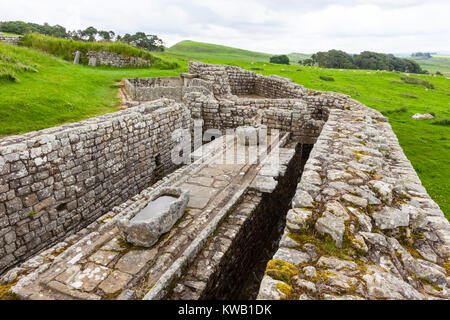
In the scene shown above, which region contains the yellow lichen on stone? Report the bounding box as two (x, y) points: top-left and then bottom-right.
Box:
(276, 282), (292, 298)
(0, 282), (18, 300)
(265, 259), (299, 284)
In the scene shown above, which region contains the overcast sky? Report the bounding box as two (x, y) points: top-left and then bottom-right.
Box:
(1, 0), (449, 54)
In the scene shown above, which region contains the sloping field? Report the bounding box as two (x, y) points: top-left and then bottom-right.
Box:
(0, 42), (183, 135)
(167, 40), (274, 62)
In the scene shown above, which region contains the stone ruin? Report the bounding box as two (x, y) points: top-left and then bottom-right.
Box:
(0, 33), (22, 45)
(85, 51), (154, 68)
(0, 61), (448, 300)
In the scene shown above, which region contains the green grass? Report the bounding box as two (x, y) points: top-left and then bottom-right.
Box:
(0, 39), (449, 218)
(0, 42), (183, 135)
(1, 32), (20, 36)
(0, 50), (37, 81)
(20, 33), (178, 69)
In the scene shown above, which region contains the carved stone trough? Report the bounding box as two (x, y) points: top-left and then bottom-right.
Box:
(236, 125), (266, 146)
(117, 187), (190, 247)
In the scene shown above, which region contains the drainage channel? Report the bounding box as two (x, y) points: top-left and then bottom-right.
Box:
(166, 142), (314, 300)
(235, 143), (313, 300)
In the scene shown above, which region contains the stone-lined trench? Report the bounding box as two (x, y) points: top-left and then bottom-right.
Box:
(167, 142), (314, 300)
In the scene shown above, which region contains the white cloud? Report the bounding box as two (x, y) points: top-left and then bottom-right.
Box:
(0, 0), (449, 53)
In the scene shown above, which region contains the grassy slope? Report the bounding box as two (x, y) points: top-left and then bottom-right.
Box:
(167, 40), (275, 62)
(413, 55), (450, 75)
(0, 40), (448, 217)
(0, 43), (183, 135)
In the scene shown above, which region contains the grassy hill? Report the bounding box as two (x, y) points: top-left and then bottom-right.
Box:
(167, 40), (311, 64)
(413, 55), (450, 76)
(166, 40), (275, 63)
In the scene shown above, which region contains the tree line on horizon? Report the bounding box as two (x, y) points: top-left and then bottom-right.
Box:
(299, 49), (425, 73)
(0, 20), (165, 52)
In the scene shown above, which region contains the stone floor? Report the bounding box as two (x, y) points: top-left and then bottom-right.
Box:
(8, 133), (289, 300)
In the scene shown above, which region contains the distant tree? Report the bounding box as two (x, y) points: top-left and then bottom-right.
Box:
(119, 32), (164, 51)
(412, 52), (432, 59)
(300, 58), (314, 66)
(0, 20), (69, 38)
(98, 30), (115, 41)
(353, 51), (391, 70)
(80, 26), (98, 41)
(436, 71), (443, 76)
(270, 54), (290, 65)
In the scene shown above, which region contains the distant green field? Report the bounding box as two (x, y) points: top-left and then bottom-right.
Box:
(287, 52), (312, 63)
(413, 55), (450, 75)
(0, 40), (448, 218)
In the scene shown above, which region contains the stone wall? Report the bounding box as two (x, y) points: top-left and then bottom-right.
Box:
(86, 51), (152, 68)
(224, 66), (257, 96)
(183, 92), (329, 144)
(125, 77), (212, 102)
(0, 99), (191, 273)
(257, 99), (450, 300)
(0, 34), (22, 45)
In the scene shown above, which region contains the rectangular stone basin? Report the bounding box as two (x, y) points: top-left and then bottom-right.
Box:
(117, 187), (189, 247)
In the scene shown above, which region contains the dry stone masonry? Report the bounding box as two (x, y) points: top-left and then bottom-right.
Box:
(85, 51), (153, 68)
(0, 33), (22, 45)
(0, 61), (448, 300)
(0, 100), (190, 273)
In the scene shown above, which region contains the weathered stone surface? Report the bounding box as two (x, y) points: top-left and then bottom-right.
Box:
(115, 250), (157, 274)
(315, 212), (346, 247)
(372, 207), (409, 230)
(273, 248), (310, 266)
(286, 209), (312, 231)
(256, 275), (286, 300)
(99, 271), (133, 294)
(292, 190), (314, 208)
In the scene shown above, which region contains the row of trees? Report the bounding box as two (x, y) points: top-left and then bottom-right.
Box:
(411, 52), (436, 60)
(299, 50), (425, 74)
(0, 21), (165, 52)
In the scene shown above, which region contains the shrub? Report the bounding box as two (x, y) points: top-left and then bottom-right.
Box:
(432, 118), (450, 126)
(401, 77), (434, 89)
(270, 54), (290, 65)
(436, 71), (443, 76)
(400, 92), (418, 99)
(320, 75), (334, 81)
(381, 106), (408, 115)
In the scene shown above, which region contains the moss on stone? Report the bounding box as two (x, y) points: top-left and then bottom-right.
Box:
(276, 282), (293, 299)
(0, 282), (18, 300)
(265, 259), (299, 284)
